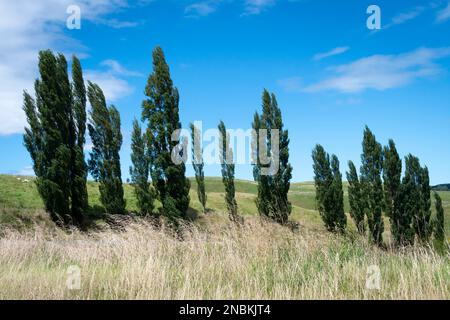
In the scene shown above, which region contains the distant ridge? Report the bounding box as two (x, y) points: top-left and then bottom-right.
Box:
(432, 184), (450, 191)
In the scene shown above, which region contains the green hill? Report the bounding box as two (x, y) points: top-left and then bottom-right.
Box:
(432, 184), (450, 191)
(1, 174), (449, 300)
(0, 174), (449, 236)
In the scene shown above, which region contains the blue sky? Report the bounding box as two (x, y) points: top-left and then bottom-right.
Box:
(0, 0), (450, 184)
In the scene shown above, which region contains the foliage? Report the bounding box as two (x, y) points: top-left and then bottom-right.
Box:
(190, 123), (207, 213)
(142, 47), (190, 221)
(130, 119), (155, 216)
(87, 82), (126, 215)
(252, 90), (292, 224)
(218, 121), (240, 222)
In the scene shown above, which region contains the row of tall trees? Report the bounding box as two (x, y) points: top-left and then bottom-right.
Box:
(25, 47), (259, 227)
(313, 126), (445, 247)
(25, 48), (191, 226)
(25, 48), (442, 243)
(23, 51), (120, 227)
(130, 47), (191, 224)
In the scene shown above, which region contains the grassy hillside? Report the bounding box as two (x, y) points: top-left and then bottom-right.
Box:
(0, 174), (449, 299)
(1, 174), (449, 236)
(1, 218), (448, 299)
(433, 184), (450, 191)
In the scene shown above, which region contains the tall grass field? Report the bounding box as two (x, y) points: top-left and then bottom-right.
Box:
(0, 175), (449, 299)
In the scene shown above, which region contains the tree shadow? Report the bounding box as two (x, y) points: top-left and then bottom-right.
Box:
(81, 205), (107, 231)
(186, 207), (201, 221)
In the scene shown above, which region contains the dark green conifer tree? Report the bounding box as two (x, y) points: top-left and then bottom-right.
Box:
(382, 140), (403, 245)
(397, 155), (420, 245)
(271, 94), (293, 224)
(415, 164), (433, 242)
(190, 123), (207, 213)
(218, 121), (240, 223)
(87, 82), (126, 215)
(252, 90), (292, 224)
(142, 46), (190, 221)
(331, 155), (347, 233)
(346, 161), (365, 234)
(130, 119), (154, 216)
(70, 56), (88, 224)
(312, 145), (335, 232)
(433, 192), (445, 244)
(360, 126), (384, 246)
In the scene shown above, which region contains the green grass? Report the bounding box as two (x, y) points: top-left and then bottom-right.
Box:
(0, 174), (449, 300)
(0, 174), (449, 238)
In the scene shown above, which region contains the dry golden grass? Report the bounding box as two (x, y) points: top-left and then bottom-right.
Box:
(0, 214), (448, 300)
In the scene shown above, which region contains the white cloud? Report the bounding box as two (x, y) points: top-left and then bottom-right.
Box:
(313, 46), (350, 61)
(185, 1), (220, 17)
(86, 60), (138, 101)
(184, 0), (277, 17)
(277, 77), (303, 93)
(384, 6), (425, 28)
(96, 18), (144, 29)
(86, 71), (134, 102)
(437, 1), (450, 22)
(16, 166), (35, 177)
(298, 47), (450, 93)
(336, 97), (362, 106)
(243, 0), (276, 15)
(0, 1), (139, 136)
(100, 60), (143, 77)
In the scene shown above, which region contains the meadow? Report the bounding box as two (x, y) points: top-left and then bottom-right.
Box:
(0, 174), (449, 299)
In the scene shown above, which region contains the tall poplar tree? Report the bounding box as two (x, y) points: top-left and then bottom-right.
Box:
(312, 145), (335, 232)
(383, 140), (403, 245)
(397, 155), (419, 245)
(70, 56), (89, 224)
(347, 161), (365, 234)
(87, 82), (126, 215)
(190, 123), (207, 213)
(331, 155), (347, 233)
(130, 119), (154, 216)
(433, 192), (445, 244)
(218, 121), (240, 223)
(360, 127), (384, 246)
(415, 164), (432, 242)
(142, 46), (190, 221)
(252, 90), (292, 224)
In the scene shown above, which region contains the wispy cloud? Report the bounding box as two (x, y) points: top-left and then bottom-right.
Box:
(86, 60), (138, 101)
(437, 1), (450, 22)
(384, 6), (425, 29)
(0, 0), (142, 136)
(85, 71), (133, 102)
(95, 18), (145, 29)
(15, 166), (35, 177)
(243, 0), (276, 15)
(100, 60), (143, 77)
(282, 47), (450, 94)
(277, 77), (303, 93)
(313, 46), (350, 61)
(185, 1), (221, 17)
(336, 97), (362, 106)
(185, 0), (276, 17)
